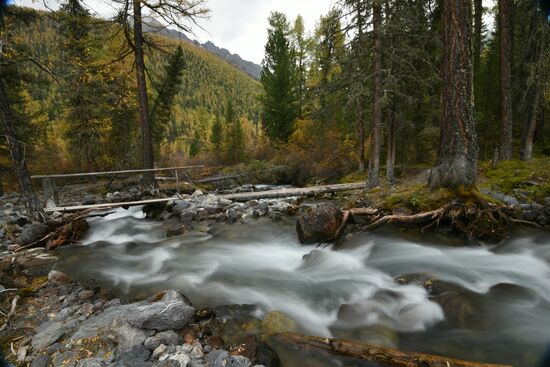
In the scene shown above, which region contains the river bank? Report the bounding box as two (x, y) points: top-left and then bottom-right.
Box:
(1, 175), (550, 366)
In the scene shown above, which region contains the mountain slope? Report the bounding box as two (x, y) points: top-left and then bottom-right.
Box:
(144, 19), (262, 80)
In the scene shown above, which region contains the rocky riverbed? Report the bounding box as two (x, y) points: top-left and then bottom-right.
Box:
(2, 182), (550, 366)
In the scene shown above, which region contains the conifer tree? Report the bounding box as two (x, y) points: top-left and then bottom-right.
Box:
(210, 115), (223, 156)
(261, 12), (299, 142)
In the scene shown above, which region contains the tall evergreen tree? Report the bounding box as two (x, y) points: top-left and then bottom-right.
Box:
(210, 115), (223, 157)
(499, 0), (514, 161)
(261, 12), (299, 142)
(150, 45), (186, 150)
(58, 0), (105, 171)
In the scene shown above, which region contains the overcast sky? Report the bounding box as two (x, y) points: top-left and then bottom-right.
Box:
(16, 0), (335, 64)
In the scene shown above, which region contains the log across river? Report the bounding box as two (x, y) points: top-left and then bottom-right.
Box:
(54, 207), (550, 367)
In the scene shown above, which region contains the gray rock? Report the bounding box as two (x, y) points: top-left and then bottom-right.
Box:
(152, 344), (167, 359)
(52, 351), (77, 367)
(144, 330), (180, 350)
(77, 358), (103, 367)
(206, 350), (229, 366)
(126, 295), (195, 331)
(79, 289), (95, 300)
(223, 356), (252, 367)
(72, 304), (133, 340)
(32, 321), (66, 350)
(154, 361), (180, 367)
(479, 189), (519, 206)
(20, 223), (51, 245)
(31, 354), (51, 367)
(111, 319), (151, 364)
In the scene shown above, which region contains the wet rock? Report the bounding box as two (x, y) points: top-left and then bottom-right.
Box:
(167, 225), (188, 237)
(336, 303), (368, 325)
(126, 290), (195, 331)
(48, 270), (70, 285)
(255, 342), (280, 367)
(20, 223), (51, 245)
(261, 311), (298, 334)
(145, 330), (180, 350)
(205, 335), (225, 350)
(31, 354), (51, 367)
(206, 350), (229, 366)
(296, 205), (344, 244)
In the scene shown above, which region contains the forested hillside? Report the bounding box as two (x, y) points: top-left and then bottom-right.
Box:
(0, 6), (262, 181)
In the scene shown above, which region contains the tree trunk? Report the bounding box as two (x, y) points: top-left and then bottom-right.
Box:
(133, 0), (155, 187)
(499, 0), (513, 161)
(0, 168), (4, 197)
(386, 110), (397, 183)
(474, 0), (483, 80)
(429, 0), (478, 189)
(368, 0), (383, 188)
(521, 89), (541, 161)
(356, 98), (366, 172)
(0, 81), (46, 221)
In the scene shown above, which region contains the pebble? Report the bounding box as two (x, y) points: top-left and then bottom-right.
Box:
(78, 290), (95, 300)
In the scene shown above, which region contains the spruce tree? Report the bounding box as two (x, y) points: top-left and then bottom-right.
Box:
(210, 115), (223, 156)
(150, 45), (186, 150)
(260, 12), (299, 142)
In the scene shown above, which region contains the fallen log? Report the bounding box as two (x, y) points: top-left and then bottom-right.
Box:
(44, 182), (366, 213)
(273, 333), (512, 367)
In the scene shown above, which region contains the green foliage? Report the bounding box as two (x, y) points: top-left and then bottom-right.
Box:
(260, 12), (300, 142)
(150, 45), (186, 148)
(222, 99), (245, 163)
(209, 115), (223, 154)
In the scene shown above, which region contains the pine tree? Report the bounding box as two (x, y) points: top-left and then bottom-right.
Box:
(261, 12), (299, 142)
(210, 115), (223, 156)
(189, 129), (201, 157)
(150, 45), (186, 149)
(58, 0), (105, 171)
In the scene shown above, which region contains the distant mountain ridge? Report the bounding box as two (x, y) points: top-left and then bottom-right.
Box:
(143, 19), (262, 80)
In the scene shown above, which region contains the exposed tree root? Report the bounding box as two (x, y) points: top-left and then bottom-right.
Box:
(273, 332), (512, 367)
(346, 192), (544, 241)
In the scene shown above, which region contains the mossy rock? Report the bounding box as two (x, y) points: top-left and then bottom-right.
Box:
(261, 311), (298, 334)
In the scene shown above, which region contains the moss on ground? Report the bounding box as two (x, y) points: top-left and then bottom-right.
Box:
(479, 157), (550, 202)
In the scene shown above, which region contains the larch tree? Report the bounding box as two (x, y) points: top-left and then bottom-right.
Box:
(0, 7), (47, 221)
(291, 14), (308, 115)
(499, 0), (513, 161)
(261, 11), (299, 143)
(429, 0), (478, 189)
(112, 0), (207, 186)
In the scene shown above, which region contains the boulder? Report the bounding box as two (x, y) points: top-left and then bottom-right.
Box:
(48, 270), (69, 285)
(31, 321), (66, 350)
(20, 223), (51, 245)
(296, 205), (344, 244)
(261, 311), (298, 334)
(126, 291), (195, 331)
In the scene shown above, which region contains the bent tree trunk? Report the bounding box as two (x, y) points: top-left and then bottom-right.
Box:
(429, 0), (478, 189)
(521, 89), (541, 161)
(368, 0), (383, 188)
(499, 0), (513, 161)
(0, 81), (46, 221)
(133, 0), (155, 187)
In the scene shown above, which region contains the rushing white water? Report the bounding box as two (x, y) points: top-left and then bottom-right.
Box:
(57, 207), (550, 366)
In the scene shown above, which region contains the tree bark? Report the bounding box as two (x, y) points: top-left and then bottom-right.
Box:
(521, 89), (540, 161)
(356, 97), (366, 172)
(499, 0), (513, 161)
(133, 0), (155, 187)
(429, 0), (478, 189)
(368, 0), (383, 188)
(0, 168), (4, 197)
(474, 0), (483, 80)
(386, 109), (397, 183)
(0, 81), (46, 221)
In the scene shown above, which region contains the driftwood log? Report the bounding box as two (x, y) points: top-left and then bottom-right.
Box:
(274, 333), (512, 367)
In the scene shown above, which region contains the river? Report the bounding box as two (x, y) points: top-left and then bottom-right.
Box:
(56, 206), (550, 366)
